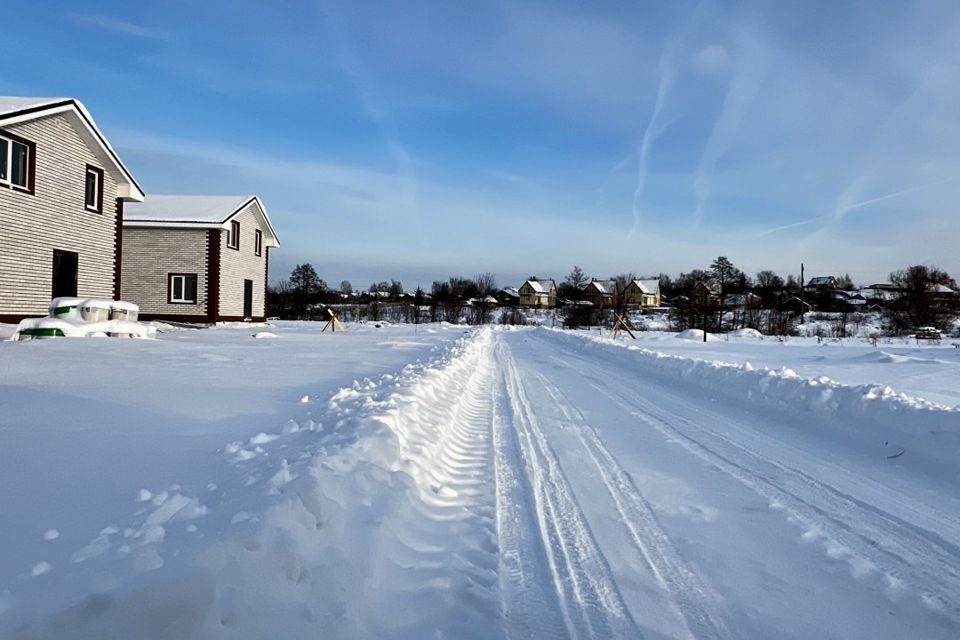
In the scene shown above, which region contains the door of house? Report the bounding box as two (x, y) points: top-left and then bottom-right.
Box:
(243, 279), (253, 318)
(52, 249), (79, 298)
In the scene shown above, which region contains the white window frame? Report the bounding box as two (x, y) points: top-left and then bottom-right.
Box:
(169, 273), (198, 304)
(254, 229), (263, 256)
(227, 220), (240, 250)
(0, 134), (30, 190)
(85, 166), (101, 211)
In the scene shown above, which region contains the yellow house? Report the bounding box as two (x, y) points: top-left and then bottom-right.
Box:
(518, 277), (557, 308)
(622, 279), (661, 308)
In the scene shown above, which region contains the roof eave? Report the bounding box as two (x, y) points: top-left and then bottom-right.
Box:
(1, 98), (145, 201)
(123, 220), (225, 230)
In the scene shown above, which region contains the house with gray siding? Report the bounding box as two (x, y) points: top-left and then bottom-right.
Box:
(121, 195), (279, 322)
(0, 97), (145, 322)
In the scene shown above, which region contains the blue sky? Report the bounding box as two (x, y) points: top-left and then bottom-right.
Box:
(4, 1), (959, 288)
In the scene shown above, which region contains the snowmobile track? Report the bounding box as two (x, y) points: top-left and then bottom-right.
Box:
(541, 332), (960, 625)
(494, 340), (642, 640)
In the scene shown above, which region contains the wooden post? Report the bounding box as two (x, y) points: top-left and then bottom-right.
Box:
(612, 313), (636, 340)
(322, 308), (347, 333)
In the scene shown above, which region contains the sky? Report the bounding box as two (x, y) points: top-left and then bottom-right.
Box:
(3, 0), (959, 289)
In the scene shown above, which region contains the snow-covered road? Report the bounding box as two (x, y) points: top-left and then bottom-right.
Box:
(491, 329), (960, 639)
(3, 325), (960, 639)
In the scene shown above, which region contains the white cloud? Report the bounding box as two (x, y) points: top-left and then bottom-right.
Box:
(690, 44), (729, 75)
(70, 15), (169, 41)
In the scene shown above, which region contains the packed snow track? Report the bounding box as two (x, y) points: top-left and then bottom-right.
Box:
(4, 325), (960, 639)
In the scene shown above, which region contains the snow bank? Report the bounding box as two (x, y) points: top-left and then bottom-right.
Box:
(8, 329), (498, 637)
(188, 329), (501, 636)
(728, 327), (762, 338)
(544, 328), (960, 476)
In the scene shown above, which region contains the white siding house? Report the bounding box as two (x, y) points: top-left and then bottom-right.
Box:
(121, 195), (279, 322)
(0, 97), (144, 321)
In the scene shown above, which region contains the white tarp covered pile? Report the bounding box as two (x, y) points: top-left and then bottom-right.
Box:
(12, 297), (156, 340)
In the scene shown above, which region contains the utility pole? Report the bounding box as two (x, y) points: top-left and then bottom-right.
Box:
(800, 262), (805, 323)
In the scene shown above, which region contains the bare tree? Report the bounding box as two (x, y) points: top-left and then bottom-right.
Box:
(886, 265), (958, 333)
(475, 272), (497, 298)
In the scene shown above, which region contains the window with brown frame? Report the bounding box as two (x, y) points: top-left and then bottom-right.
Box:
(85, 165), (104, 212)
(227, 220), (240, 249)
(168, 273), (198, 304)
(0, 131), (36, 193)
(254, 229), (263, 256)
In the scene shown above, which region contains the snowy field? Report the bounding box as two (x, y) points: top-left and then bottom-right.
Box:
(1, 322), (959, 639)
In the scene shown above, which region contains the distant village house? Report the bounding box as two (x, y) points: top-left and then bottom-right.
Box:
(519, 277), (557, 309)
(622, 279), (661, 308)
(582, 279), (619, 308)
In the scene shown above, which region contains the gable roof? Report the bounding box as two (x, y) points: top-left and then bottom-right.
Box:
(808, 276), (836, 286)
(124, 195), (280, 246)
(585, 279), (617, 294)
(628, 279), (660, 294)
(522, 278), (556, 293)
(0, 97), (144, 201)
(498, 287), (520, 298)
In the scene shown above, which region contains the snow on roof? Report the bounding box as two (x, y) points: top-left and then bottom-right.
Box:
(0, 97), (71, 116)
(125, 195), (255, 224)
(808, 276), (836, 286)
(499, 287), (520, 298)
(0, 96), (144, 201)
(125, 195), (280, 246)
(523, 278), (556, 293)
(929, 284), (956, 294)
(630, 279), (660, 294)
(585, 279), (616, 294)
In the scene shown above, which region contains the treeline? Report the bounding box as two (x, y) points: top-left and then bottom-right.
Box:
(266, 259), (959, 336)
(267, 265), (509, 325)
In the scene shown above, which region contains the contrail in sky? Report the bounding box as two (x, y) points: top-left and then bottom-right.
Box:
(757, 179), (955, 237)
(629, 2), (709, 239)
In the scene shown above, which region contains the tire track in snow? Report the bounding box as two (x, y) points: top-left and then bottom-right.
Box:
(494, 339), (642, 640)
(540, 332), (960, 624)
(534, 372), (732, 640)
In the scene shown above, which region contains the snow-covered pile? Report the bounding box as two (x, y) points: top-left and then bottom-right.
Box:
(545, 328), (960, 477)
(675, 328), (721, 341)
(728, 327), (762, 338)
(11, 298), (155, 341)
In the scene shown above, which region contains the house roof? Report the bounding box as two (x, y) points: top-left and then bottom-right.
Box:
(498, 287), (520, 298)
(0, 97), (144, 201)
(629, 279), (660, 294)
(585, 279), (617, 294)
(523, 278), (556, 293)
(124, 195), (280, 246)
(808, 276), (836, 286)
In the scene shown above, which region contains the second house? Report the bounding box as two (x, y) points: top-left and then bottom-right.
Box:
(121, 195), (279, 322)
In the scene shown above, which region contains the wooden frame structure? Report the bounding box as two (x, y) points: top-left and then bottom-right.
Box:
(612, 312), (636, 340)
(322, 308), (347, 332)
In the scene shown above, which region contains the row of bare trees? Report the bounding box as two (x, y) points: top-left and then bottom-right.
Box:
(268, 261), (958, 336)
